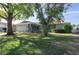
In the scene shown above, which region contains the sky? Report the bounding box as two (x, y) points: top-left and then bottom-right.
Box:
(63, 3), (79, 25)
(28, 3), (79, 25)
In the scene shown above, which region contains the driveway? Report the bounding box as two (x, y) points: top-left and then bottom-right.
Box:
(0, 33), (6, 36)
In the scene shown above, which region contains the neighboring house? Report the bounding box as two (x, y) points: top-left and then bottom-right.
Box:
(72, 26), (79, 33)
(50, 20), (65, 31)
(55, 23), (65, 30)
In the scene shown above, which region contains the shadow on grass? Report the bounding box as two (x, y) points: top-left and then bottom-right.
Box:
(1, 34), (79, 55)
(6, 35), (67, 55)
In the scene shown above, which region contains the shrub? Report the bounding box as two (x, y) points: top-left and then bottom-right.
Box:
(54, 23), (72, 33)
(54, 29), (66, 33)
(64, 23), (72, 33)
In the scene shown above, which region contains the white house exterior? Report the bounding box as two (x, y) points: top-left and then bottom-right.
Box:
(0, 22), (7, 32)
(72, 27), (79, 33)
(0, 20), (39, 32)
(55, 23), (64, 30)
(16, 23), (30, 32)
(0, 20), (66, 32)
(0, 20), (79, 33)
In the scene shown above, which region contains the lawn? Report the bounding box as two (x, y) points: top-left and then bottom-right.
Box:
(0, 33), (79, 55)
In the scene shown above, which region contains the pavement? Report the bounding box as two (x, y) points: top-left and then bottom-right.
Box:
(0, 33), (6, 36)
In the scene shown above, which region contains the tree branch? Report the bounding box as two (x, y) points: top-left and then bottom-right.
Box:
(13, 12), (19, 18)
(0, 15), (7, 20)
(0, 3), (8, 8)
(1, 4), (8, 12)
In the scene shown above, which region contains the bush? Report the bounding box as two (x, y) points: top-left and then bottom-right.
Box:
(64, 23), (72, 33)
(54, 23), (72, 33)
(54, 29), (66, 33)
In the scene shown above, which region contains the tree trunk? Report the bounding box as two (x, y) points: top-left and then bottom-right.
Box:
(41, 24), (48, 36)
(6, 12), (14, 36)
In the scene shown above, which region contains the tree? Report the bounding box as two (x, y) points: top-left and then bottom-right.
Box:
(33, 3), (65, 36)
(0, 3), (33, 35)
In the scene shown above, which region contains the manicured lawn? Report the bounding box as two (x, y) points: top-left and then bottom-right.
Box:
(0, 33), (79, 55)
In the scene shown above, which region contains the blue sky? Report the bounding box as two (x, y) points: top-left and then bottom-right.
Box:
(28, 3), (79, 25)
(63, 3), (79, 25)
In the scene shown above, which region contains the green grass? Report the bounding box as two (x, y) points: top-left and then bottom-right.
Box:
(0, 33), (79, 55)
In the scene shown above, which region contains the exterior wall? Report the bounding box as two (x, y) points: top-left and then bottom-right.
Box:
(72, 27), (79, 33)
(55, 24), (64, 30)
(0, 23), (7, 32)
(12, 25), (16, 32)
(0, 27), (4, 32)
(72, 29), (79, 33)
(16, 24), (29, 32)
(0, 23), (7, 28)
(0, 22), (31, 32)
(0, 22), (40, 33)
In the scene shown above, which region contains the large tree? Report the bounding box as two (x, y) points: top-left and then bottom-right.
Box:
(0, 3), (33, 35)
(33, 3), (65, 36)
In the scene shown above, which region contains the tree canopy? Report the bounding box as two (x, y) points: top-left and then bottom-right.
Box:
(0, 3), (33, 35)
(33, 3), (65, 36)
(0, 3), (33, 20)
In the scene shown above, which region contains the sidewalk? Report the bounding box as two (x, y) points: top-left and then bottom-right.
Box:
(0, 33), (6, 36)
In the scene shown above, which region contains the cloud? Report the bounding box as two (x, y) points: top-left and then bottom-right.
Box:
(63, 11), (79, 15)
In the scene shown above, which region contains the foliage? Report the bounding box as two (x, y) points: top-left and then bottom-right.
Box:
(0, 3), (33, 35)
(63, 23), (72, 33)
(0, 3), (33, 20)
(31, 24), (40, 33)
(33, 3), (65, 36)
(54, 23), (72, 33)
(54, 29), (66, 33)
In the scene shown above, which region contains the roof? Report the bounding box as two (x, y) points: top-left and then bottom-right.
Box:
(21, 21), (30, 23)
(0, 19), (64, 25)
(0, 19), (39, 25)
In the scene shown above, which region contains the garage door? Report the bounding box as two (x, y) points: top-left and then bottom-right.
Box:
(16, 25), (28, 32)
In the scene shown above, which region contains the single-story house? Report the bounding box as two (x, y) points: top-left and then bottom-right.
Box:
(15, 21), (40, 32)
(0, 20), (40, 33)
(49, 20), (65, 32)
(72, 26), (79, 33)
(1, 19), (78, 33)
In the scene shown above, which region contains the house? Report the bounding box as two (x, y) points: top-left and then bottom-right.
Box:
(0, 20), (40, 33)
(72, 26), (79, 33)
(0, 19), (69, 33)
(49, 20), (65, 31)
(0, 22), (7, 32)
